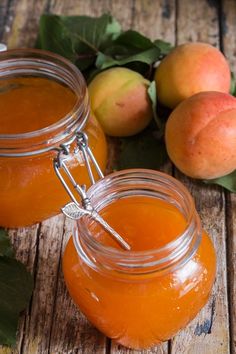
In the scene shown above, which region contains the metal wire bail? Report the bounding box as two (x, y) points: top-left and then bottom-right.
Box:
(54, 131), (131, 251)
(76, 132), (104, 185)
(53, 131), (103, 207)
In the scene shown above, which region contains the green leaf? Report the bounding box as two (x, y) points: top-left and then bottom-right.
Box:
(102, 30), (158, 56)
(0, 231), (33, 346)
(203, 170), (236, 192)
(147, 81), (163, 130)
(116, 124), (167, 170)
(96, 47), (160, 69)
(0, 306), (18, 347)
(230, 71), (236, 96)
(95, 30), (161, 70)
(0, 229), (14, 258)
(0, 256), (33, 346)
(153, 39), (173, 56)
(37, 13), (121, 71)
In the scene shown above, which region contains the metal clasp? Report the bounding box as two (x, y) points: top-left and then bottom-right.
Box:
(54, 131), (102, 207)
(54, 131), (131, 251)
(76, 132), (104, 184)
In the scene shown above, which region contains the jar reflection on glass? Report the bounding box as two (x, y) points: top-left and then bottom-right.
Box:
(0, 49), (107, 227)
(63, 169), (216, 350)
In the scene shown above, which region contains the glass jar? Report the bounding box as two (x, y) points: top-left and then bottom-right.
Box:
(63, 169), (216, 350)
(0, 49), (107, 227)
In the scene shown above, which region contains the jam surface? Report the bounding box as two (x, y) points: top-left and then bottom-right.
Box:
(63, 196), (216, 349)
(89, 196), (187, 250)
(0, 77), (77, 134)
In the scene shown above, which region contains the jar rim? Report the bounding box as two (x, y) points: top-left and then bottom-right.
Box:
(75, 169), (202, 274)
(0, 48), (89, 154)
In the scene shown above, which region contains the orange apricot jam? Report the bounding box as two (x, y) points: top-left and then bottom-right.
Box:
(0, 49), (107, 227)
(0, 77), (77, 134)
(63, 170), (216, 349)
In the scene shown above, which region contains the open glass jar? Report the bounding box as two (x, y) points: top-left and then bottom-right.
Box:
(63, 169), (216, 350)
(0, 49), (107, 227)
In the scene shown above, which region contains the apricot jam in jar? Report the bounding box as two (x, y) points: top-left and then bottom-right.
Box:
(63, 169), (216, 350)
(0, 49), (107, 227)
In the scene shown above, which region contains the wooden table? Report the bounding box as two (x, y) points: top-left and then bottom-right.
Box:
(0, 0), (235, 353)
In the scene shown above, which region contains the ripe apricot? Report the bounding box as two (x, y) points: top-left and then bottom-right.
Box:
(155, 42), (231, 109)
(88, 67), (152, 137)
(165, 91), (236, 179)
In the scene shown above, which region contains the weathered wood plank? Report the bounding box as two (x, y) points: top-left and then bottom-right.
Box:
(111, 345), (168, 354)
(109, 0), (135, 30)
(0, 0), (11, 41)
(20, 215), (65, 353)
(130, 0), (175, 44)
(221, 1), (236, 353)
(171, 1), (230, 353)
(176, 0), (219, 46)
(47, 0), (110, 16)
(225, 193), (236, 354)
(3, 0), (48, 48)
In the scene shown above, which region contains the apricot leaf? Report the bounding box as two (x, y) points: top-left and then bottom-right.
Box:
(204, 170), (236, 192)
(0, 230), (33, 347)
(147, 81), (163, 130)
(116, 124), (167, 170)
(230, 72), (236, 97)
(37, 13), (121, 70)
(154, 39), (173, 56)
(96, 47), (160, 69)
(96, 31), (171, 71)
(0, 229), (14, 258)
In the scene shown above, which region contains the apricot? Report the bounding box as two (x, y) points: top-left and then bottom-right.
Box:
(88, 67), (152, 137)
(165, 91), (236, 179)
(155, 42), (231, 109)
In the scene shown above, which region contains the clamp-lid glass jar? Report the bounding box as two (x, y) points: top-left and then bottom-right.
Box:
(0, 49), (107, 227)
(63, 169), (216, 350)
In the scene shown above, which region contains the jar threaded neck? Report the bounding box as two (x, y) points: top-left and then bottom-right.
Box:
(74, 169), (202, 277)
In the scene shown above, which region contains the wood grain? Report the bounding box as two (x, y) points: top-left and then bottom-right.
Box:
(21, 215), (66, 354)
(131, 0), (175, 44)
(0, 0), (11, 41)
(3, 0), (48, 48)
